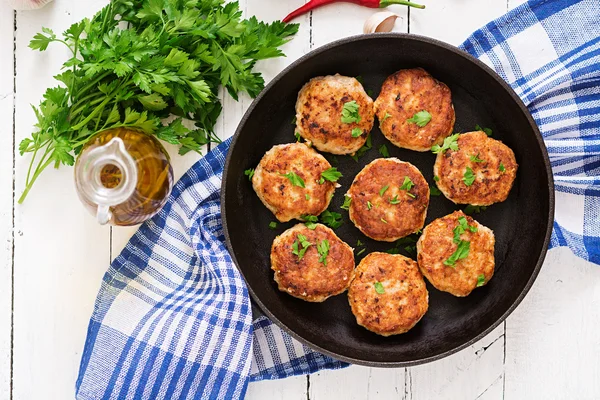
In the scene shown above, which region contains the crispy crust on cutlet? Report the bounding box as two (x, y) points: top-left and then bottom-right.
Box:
(374, 68), (455, 151)
(252, 143), (336, 222)
(271, 223), (355, 302)
(348, 252), (428, 336)
(347, 158), (429, 242)
(416, 211), (495, 297)
(434, 131), (518, 205)
(296, 75), (374, 155)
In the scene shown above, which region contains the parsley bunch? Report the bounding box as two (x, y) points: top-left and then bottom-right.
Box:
(19, 0), (298, 202)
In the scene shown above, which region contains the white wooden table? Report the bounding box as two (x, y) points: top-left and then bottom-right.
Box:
(1, 1), (600, 399)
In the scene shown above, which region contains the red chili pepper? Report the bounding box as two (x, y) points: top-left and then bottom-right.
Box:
(283, 0), (425, 23)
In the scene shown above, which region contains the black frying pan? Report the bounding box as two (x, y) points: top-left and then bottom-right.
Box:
(221, 34), (554, 366)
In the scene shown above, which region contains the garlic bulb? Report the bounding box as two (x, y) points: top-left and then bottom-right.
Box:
(364, 12), (399, 34)
(6, 0), (53, 10)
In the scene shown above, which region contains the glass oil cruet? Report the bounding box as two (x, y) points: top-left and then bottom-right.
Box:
(74, 127), (174, 226)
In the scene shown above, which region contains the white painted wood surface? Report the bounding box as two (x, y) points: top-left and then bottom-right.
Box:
(2, 0), (600, 399)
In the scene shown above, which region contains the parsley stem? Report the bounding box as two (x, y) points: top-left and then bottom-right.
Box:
(18, 156), (53, 204)
(71, 97), (111, 130)
(380, 0), (425, 8)
(74, 71), (112, 102)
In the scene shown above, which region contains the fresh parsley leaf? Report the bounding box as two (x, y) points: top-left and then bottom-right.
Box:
(244, 168), (255, 181)
(355, 75), (364, 84)
(305, 193), (310, 200)
(407, 110), (432, 127)
(357, 239), (364, 246)
(341, 195), (352, 210)
(400, 176), (414, 191)
(374, 282), (385, 294)
(378, 144), (390, 158)
(499, 162), (506, 172)
(431, 133), (460, 154)
(475, 124), (493, 137)
(476, 274), (486, 287)
(295, 132), (302, 142)
(444, 240), (471, 267)
(319, 167), (342, 184)
(430, 183), (442, 196)
(379, 185), (389, 196)
(381, 218), (388, 224)
(291, 116), (297, 125)
(356, 248), (366, 256)
(389, 195), (400, 205)
(320, 210), (343, 229)
(292, 234), (312, 260)
(280, 171), (305, 187)
(470, 153), (484, 163)
(269, 221), (277, 229)
(367, 201), (373, 210)
(352, 128), (363, 138)
(434, 175), (440, 182)
(463, 167), (475, 186)
(351, 134), (372, 162)
(381, 112), (392, 123)
(317, 239), (330, 265)
(464, 205), (487, 215)
(301, 214), (319, 230)
(341, 100), (361, 124)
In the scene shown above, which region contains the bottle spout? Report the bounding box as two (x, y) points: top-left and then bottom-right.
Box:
(96, 205), (112, 225)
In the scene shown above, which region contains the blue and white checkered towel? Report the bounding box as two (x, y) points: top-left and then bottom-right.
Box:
(76, 0), (600, 399)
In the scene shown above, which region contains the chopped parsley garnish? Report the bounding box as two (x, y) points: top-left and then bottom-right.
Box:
(464, 205), (487, 215)
(434, 175), (440, 182)
(387, 233), (420, 256)
(351, 134), (372, 162)
(305, 193), (310, 200)
(389, 195), (400, 205)
(499, 162), (506, 172)
(320, 210), (343, 229)
(444, 240), (471, 267)
(475, 124), (493, 137)
(477, 274), (486, 287)
(301, 214), (318, 229)
(319, 167), (342, 184)
(244, 168), (255, 181)
(400, 176), (414, 191)
(341, 100), (361, 124)
(341, 195), (352, 210)
(356, 248), (366, 256)
(269, 221), (277, 230)
(470, 153), (484, 163)
(381, 112), (392, 123)
(291, 116), (297, 125)
(374, 282), (385, 294)
(351, 128), (363, 138)
(406, 110), (432, 127)
(379, 185), (389, 196)
(378, 144), (390, 158)
(295, 132), (302, 142)
(430, 183), (442, 196)
(381, 218), (388, 224)
(463, 167), (475, 186)
(357, 239), (364, 246)
(317, 239), (330, 265)
(367, 201), (373, 210)
(292, 234), (312, 260)
(453, 216), (477, 244)
(280, 171), (305, 187)
(431, 133), (460, 154)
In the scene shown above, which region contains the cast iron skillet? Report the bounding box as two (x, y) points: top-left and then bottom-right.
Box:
(221, 34), (554, 366)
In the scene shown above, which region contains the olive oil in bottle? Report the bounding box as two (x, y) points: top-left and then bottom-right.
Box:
(74, 128), (173, 226)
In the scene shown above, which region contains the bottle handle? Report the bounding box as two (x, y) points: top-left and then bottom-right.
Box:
(97, 205), (112, 225)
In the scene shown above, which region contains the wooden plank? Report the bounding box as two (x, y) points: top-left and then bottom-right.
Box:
(504, 247), (600, 399)
(0, 6), (15, 400)
(12, 2), (111, 399)
(246, 375), (307, 400)
(310, 366), (405, 399)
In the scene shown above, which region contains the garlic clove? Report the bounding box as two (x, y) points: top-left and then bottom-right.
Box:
(6, 0), (54, 10)
(363, 11), (399, 34)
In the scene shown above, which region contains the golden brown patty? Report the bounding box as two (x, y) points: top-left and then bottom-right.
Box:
(271, 223), (355, 302)
(296, 75), (375, 155)
(347, 158), (429, 242)
(374, 68), (455, 151)
(434, 131), (518, 205)
(417, 211), (495, 297)
(348, 252), (429, 336)
(252, 143), (336, 222)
